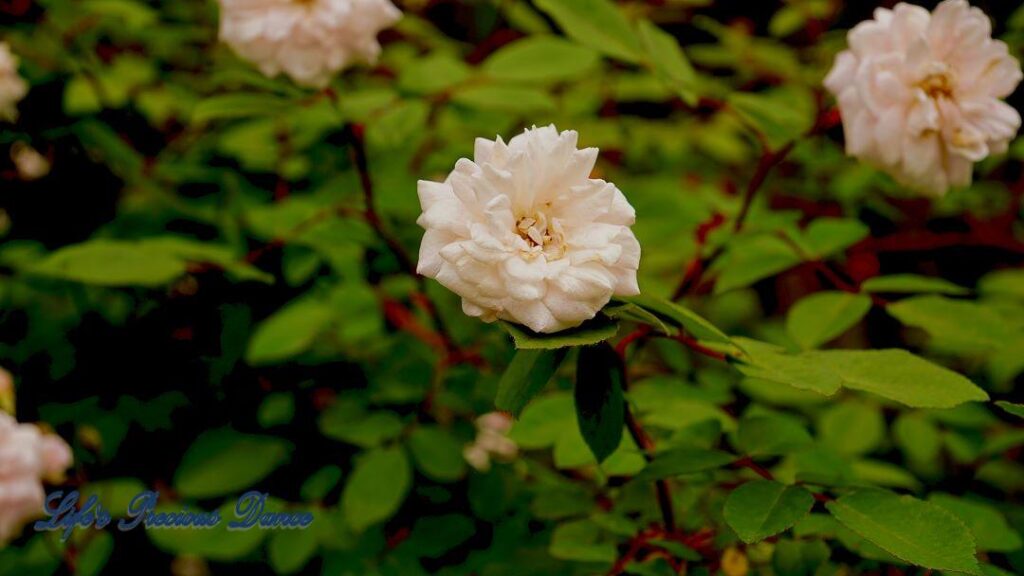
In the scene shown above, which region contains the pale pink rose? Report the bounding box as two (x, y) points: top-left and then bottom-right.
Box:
(0, 412), (72, 545)
(824, 0), (1022, 196)
(417, 125), (641, 334)
(464, 412), (519, 472)
(39, 435), (73, 479)
(217, 0), (401, 88)
(0, 477), (45, 544)
(0, 42), (27, 122)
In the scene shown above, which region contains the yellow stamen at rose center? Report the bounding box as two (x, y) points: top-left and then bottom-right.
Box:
(917, 64), (956, 100)
(515, 210), (566, 260)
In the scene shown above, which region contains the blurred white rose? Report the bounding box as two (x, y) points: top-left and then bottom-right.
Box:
(0, 413), (72, 545)
(10, 142), (50, 181)
(417, 125), (641, 334)
(463, 412), (517, 472)
(824, 0), (1022, 196)
(0, 42), (27, 122)
(218, 0), (401, 88)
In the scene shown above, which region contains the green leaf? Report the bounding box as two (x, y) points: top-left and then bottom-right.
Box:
(826, 489), (981, 574)
(405, 515), (476, 558)
(574, 343), (625, 463)
(174, 428), (292, 499)
(398, 53), (471, 94)
(928, 493), (1023, 553)
(724, 481), (814, 543)
(818, 401), (884, 456)
(816, 349), (990, 408)
(257, 392), (295, 428)
(533, 0), (644, 63)
(496, 348), (568, 416)
(893, 413), (941, 472)
(996, 401), (1024, 419)
(549, 519), (618, 563)
(300, 466), (342, 502)
(245, 298), (334, 365)
(713, 235), (801, 294)
(733, 338), (989, 408)
(786, 292), (872, 350)
(28, 240), (186, 287)
(736, 414), (812, 457)
(147, 501), (266, 560)
(637, 20), (698, 105)
(978, 269), (1024, 300)
(862, 274), (969, 295)
(887, 296), (1017, 354)
(407, 426), (467, 482)
(76, 532), (113, 576)
(501, 315), (619, 349)
(268, 530), (318, 574)
(618, 294), (731, 343)
(342, 446), (411, 532)
(731, 338), (842, 397)
(191, 93), (289, 124)
(320, 407), (405, 448)
(635, 448), (735, 482)
(482, 36), (600, 83)
(728, 87), (815, 150)
(451, 85), (556, 113)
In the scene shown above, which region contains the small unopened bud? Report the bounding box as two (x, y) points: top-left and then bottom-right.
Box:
(721, 547), (749, 576)
(10, 142), (50, 181)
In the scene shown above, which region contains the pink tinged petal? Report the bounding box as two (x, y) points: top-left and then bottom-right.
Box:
(39, 436), (72, 477)
(502, 299), (563, 333)
(824, 51), (858, 96)
(874, 107), (907, 166)
(417, 180), (453, 212)
(502, 257), (547, 300)
(473, 137), (496, 165)
(461, 299), (494, 321)
(417, 229), (457, 277)
(552, 265), (615, 301)
(542, 285), (608, 324)
(945, 155), (973, 189)
(600, 186), (636, 226)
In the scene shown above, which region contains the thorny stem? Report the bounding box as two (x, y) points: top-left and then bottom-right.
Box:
(624, 402), (677, 533)
(617, 343), (677, 534)
(343, 123), (470, 364)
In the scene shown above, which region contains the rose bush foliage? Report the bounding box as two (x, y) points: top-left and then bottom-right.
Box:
(1, 0), (1024, 575)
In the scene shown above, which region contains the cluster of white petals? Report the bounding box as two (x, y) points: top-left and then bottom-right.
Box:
(218, 0), (401, 88)
(463, 412), (517, 472)
(825, 0), (1023, 196)
(0, 412), (72, 544)
(0, 42), (27, 122)
(417, 126), (641, 334)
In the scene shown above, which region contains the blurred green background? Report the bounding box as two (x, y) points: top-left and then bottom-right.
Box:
(1, 0), (1024, 575)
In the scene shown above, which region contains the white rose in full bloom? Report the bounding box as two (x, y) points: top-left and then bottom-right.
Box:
(824, 0), (1023, 196)
(218, 0), (401, 88)
(0, 412), (72, 545)
(417, 125), (641, 334)
(0, 42), (28, 123)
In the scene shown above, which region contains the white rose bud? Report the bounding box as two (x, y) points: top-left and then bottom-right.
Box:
(0, 412), (72, 545)
(824, 0), (1023, 196)
(10, 142), (50, 181)
(0, 42), (27, 123)
(417, 125), (641, 334)
(217, 0), (401, 88)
